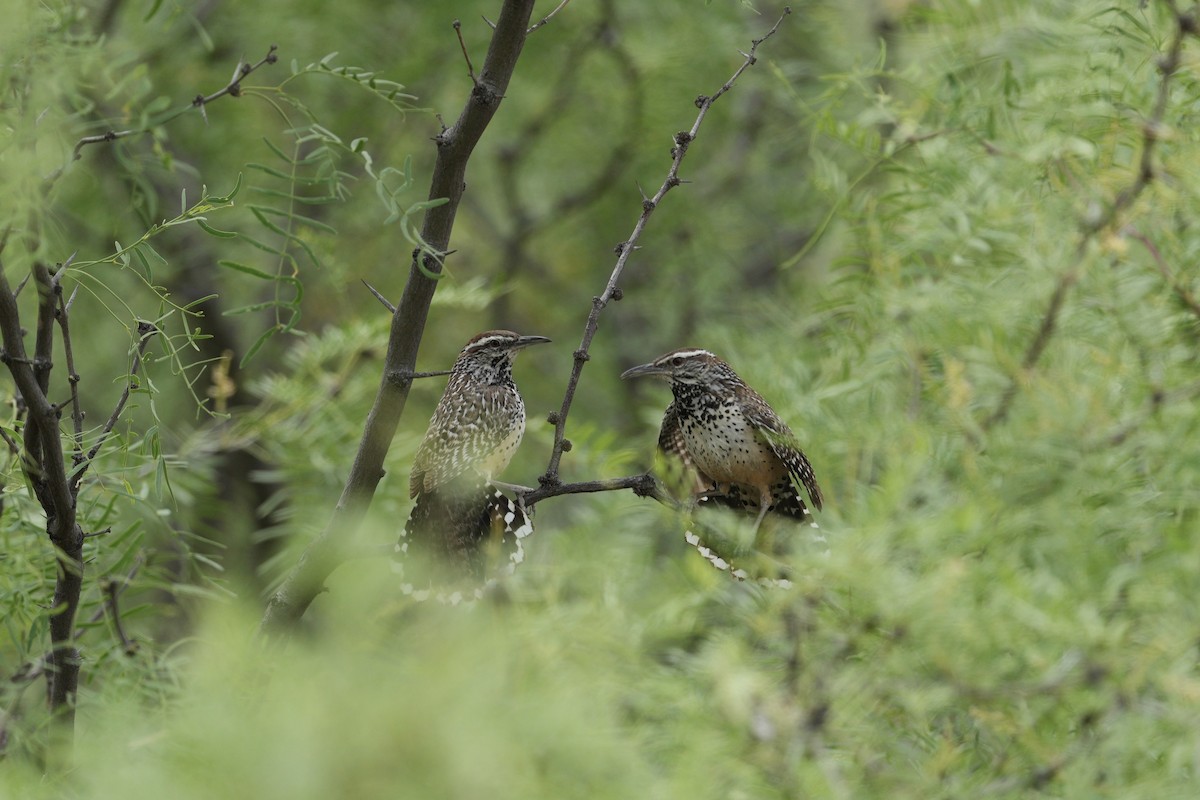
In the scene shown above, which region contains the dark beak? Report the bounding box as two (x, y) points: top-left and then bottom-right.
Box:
(513, 334), (552, 350)
(620, 362), (670, 380)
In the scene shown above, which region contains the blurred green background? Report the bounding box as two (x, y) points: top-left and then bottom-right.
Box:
(2, 0), (1199, 796)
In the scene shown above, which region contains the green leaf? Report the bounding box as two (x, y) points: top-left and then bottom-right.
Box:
(218, 260), (277, 281)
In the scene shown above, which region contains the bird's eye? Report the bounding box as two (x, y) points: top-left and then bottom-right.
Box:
(671, 356), (684, 367)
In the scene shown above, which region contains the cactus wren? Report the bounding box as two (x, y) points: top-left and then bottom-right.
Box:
(395, 330), (550, 597)
(621, 348), (823, 533)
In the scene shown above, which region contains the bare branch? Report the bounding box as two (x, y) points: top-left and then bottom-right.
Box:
(31, 263), (56, 396)
(539, 8), (791, 487)
(69, 129), (137, 161)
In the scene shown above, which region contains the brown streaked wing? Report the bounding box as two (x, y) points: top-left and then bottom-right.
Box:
(740, 390), (824, 512)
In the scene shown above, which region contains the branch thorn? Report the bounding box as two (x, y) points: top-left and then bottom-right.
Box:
(362, 279), (397, 313)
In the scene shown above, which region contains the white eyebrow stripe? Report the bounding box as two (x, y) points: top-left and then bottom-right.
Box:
(663, 349), (714, 361)
(465, 335), (513, 350)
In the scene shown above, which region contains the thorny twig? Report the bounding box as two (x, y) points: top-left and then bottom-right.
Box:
(69, 45), (279, 162)
(193, 44), (279, 110)
(538, 7), (792, 488)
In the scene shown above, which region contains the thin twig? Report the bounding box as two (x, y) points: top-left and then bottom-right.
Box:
(102, 579), (138, 657)
(1100, 378), (1200, 447)
(192, 44), (279, 110)
(386, 368), (455, 382)
(69, 129), (137, 160)
(0, 427), (19, 456)
(527, 0), (572, 33)
(50, 261), (86, 464)
(75, 322), (157, 489)
(453, 20), (479, 85)
(70, 45), (278, 161)
(1127, 226), (1200, 320)
(539, 7), (791, 487)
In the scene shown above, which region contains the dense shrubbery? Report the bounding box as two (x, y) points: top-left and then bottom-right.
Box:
(2, 1), (1198, 796)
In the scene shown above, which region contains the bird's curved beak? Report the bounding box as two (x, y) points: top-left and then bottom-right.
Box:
(620, 362), (669, 380)
(513, 334), (552, 350)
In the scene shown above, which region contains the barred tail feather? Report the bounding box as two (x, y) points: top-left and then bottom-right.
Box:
(393, 482), (533, 605)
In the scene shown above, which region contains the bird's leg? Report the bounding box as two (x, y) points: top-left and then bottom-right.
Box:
(750, 486), (773, 536)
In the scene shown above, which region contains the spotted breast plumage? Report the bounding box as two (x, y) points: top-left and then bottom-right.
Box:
(623, 347), (823, 532)
(395, 330), (550, 600)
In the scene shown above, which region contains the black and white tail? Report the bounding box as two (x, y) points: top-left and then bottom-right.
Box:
(683, 488), (824, 588)
(394, 482), (533, 605)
